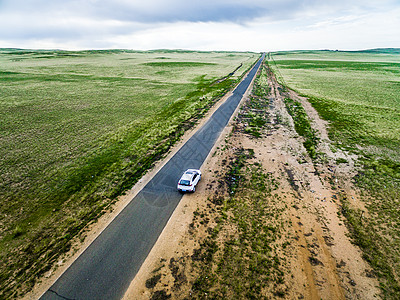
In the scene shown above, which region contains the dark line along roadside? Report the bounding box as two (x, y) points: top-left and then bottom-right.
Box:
(40, 54), (264, 300)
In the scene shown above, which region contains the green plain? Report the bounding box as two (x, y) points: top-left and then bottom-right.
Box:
(270, 49), (400, 298)
(270, 50), (400, 160)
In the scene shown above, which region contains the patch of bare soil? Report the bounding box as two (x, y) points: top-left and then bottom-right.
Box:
(264, 67), (379, 299)
(124, 63), (381, 299)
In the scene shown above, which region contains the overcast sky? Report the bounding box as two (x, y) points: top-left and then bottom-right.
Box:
(1, 0), (399, 51)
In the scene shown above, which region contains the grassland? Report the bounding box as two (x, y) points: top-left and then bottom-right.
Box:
(269, 49), (400, 298)
(269, 50), (400, 160)
(0, 49), (259, 298)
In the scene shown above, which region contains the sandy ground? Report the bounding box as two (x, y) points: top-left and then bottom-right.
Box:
(123, 64), (381, 299)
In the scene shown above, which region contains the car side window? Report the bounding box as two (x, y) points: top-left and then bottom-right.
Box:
(193, 174), (197, 180)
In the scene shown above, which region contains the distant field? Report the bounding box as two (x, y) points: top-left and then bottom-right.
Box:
(270, 50), (400, 160)
(269, 50), (400, 298)
(0, 49), (259, 298)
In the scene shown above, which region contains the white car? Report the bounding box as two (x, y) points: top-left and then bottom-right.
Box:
(177, 169), (202, 193)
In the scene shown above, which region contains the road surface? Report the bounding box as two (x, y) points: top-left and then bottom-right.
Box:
(41, 54), (264, 300)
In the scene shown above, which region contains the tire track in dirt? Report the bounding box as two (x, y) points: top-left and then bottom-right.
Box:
(291, 217), (320, 299)
(264, 67), (345, 299)
(266, 62), (379, 299)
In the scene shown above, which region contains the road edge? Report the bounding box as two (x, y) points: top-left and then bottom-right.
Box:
(122, 55), (263, 299)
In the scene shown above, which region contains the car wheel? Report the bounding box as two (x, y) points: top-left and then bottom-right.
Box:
(193, 187), (196, 193)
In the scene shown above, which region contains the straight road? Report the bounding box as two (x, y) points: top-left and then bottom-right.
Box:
(41, 54), (264, 300)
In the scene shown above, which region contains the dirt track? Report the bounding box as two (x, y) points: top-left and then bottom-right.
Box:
(255, 64), (379, 299)
(124, 62), (381, 299)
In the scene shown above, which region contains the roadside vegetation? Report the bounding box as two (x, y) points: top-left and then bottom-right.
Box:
(192, 64), (291, 298)
(282, 97), (318, 159)
(269, 49), (400, 298)
(189, 148), (288, 299)
(236, 62), (270, 138)
(0, 48), (259, 298)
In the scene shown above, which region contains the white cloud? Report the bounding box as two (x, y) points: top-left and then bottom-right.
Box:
(0, 0), (399, 50)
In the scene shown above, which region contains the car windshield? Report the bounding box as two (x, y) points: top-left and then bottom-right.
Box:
(179, 179), (191, 186)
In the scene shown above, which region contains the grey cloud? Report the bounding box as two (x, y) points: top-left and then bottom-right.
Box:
(1, 0), (269, 23)
(92, 1), (265, 23)
(0, 0), (397, 49)
(1, 0), (389, 24)
(90, 0), (396, 23)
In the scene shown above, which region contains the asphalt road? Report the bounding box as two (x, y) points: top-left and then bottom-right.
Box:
(41, 54), (264, 300)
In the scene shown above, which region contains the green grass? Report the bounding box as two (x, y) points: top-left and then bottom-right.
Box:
(269, 49), (400, 299)
(269, 50), (400, 160)
(238, 63), (270, 139)
(0, 49), (259, 298)
(283, 97), (319, 159)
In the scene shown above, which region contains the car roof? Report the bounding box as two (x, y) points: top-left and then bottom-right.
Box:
(180, 173), (193, 181)
(179, 169), (200, 181)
